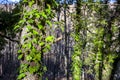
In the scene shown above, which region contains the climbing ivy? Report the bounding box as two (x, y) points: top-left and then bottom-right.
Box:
(12, 0), (120, 80)
(14, 0), (55, 79)
(71, 0), (83, 79)
(72, 1), (119, 80)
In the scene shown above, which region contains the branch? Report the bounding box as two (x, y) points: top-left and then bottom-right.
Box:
(54, 35), (63, 43)
(0, 32), (19, 43)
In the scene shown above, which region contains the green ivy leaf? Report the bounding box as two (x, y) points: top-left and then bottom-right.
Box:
(28, 19), (34, 23)
(39, 42), (44, 46)
(41, 12), (47, 19)
(32, 38), (37, 43)
(27, 25), (32, 30)
(17, 73), (26, 80)
(28, 43), (32, 49)
(35, 13), (40, 18)
(34, 53), (41, 61)
(23, 0), (27, 2)
(38, 24), (43, 30)
(14, 25), (20, 30)
(46, 4), (51, 15)
(32, 30), (38, 35)
(28, 0), (34, 7)
(43, 66), (47, 71)
(18, 54), (23, 60)
(46, 20), (52, 27)
(26, 55), (32, 61)
(18, 50), (22, 54)
(45, 36), (54, 42)
(29, 66), (37, 74)
(46, 45), (50, 50)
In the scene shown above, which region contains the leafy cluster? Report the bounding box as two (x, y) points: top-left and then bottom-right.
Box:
(71, 1), (119, 80)
(14, 0), (55, 79)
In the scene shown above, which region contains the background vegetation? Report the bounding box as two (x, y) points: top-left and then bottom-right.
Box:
(0, 0), (120, 80)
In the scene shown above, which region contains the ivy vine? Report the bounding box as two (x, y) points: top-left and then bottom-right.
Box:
(14, 0), (55, 79)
